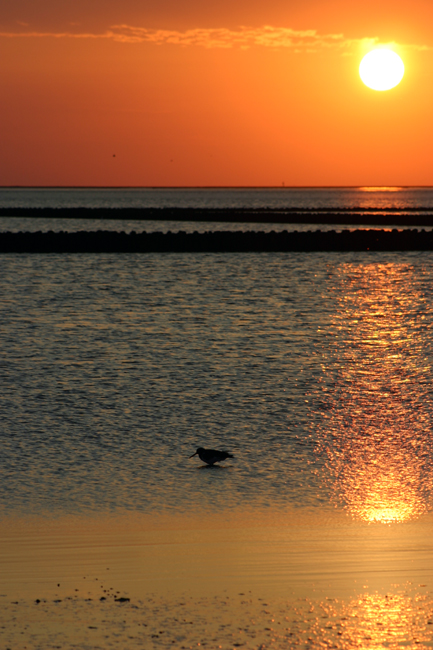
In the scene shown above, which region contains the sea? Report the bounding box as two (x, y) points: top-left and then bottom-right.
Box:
(2, 187), (433, 647)
(1, 186), (433, 520)
(1, 186), (433, 233)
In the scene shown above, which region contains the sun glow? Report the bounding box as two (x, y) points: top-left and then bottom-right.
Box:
(359, 49), (404, 91)
(359, 186), (403, 192)
(316, 263), (432, 525)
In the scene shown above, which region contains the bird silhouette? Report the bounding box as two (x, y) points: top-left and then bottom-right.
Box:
(189, 447), (234, 466)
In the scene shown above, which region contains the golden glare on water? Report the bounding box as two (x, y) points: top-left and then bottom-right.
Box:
(336, 459), (426, 524)
(316, 262), (432, 524)
(359, 186), (403, 193)
(312, 589), (433, 648)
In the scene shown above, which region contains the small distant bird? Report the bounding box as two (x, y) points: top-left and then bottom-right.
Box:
(189, 447), (234, 466)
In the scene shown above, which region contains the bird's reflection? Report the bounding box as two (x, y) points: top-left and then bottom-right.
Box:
(315, 261), (433, 523)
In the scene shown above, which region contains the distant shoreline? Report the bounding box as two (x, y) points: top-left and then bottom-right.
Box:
(1, 207), (433, 226)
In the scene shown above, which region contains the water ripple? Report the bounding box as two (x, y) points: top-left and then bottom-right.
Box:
(1, 252), (432, 520)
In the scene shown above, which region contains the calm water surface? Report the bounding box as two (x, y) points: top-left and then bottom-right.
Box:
(3, 217), (412, 234)
(1, 251), (433, 524)
(2, 187), (432, 232)
(1, 186), (433, 210)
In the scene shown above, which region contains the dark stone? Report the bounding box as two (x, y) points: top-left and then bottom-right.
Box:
(0, 228), (432, 252)
(1, 206), (433, 226)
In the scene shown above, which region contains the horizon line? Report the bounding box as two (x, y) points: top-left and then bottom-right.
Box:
(1, 185), (433, 190)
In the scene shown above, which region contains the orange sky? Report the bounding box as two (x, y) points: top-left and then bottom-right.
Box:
(1, 0), (433, 186)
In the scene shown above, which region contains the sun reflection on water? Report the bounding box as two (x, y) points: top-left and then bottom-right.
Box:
(338, 462), (425, 524)
(315, 261), (433, 523)
(359, 186), (403, 192)
(307, 588), (433, 648)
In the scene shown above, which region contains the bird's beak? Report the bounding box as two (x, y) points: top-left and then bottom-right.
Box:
(189, 452), (198, 458)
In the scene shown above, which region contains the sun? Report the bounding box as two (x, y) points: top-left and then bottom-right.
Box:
(359, 49), (404, 91)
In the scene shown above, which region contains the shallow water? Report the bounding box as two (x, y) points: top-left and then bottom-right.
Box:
(2, 511), (433, 648)
(2, 249), (433, 647)
(1, 251), (433, 523)
(3, 580), (432, 650)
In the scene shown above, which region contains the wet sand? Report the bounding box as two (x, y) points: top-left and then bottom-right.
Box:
(2, 511), (433, 648)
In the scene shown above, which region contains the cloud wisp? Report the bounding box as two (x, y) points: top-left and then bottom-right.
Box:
(0, 24), (430, 53)
(108, 25), (354, 51)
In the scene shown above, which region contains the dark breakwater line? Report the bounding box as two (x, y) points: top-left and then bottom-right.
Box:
(1, 229), (433, 252)
(1, 207), (433, 225)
